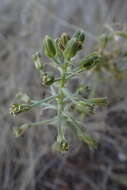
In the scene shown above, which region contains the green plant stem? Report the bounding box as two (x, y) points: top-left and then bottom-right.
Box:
(56, 61), (69, 140)
(29, 117), (58, 127)
(31, 95), (54, 107)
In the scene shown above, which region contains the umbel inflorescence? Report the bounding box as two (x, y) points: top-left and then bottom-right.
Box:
(9, 29), (107, 152)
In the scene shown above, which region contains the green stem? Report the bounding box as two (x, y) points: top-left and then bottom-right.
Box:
(56, 60), (69, 140)
(31, 95), (54, 107)
(29, 116), (58, 127)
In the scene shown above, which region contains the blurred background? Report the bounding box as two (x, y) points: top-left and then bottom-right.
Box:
(0, 0), (127, 189)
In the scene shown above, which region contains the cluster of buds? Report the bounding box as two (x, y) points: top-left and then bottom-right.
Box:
(32, 52), (43, 70)
(9, 103), (32, 116)
(42, 30), (85, 61)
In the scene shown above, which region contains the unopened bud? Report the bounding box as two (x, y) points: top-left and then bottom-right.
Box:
(60, 33), (70, 49)
(72, 29), (85, 43)
(80, 53), (101, 70)
(63, 38), (82, 60)
(52, 139), (69, 152)
(13, 124), (30, 137)
(43, 35), (56, 58)
(42, 73), (55, 85)
(115, 31), (127, 39)
(9, 103), (32, 116)
(76, 101), (95, 114)
(56, 33), (70, 52)
(15, 92), (31, 103)
(32, 52), (43, 70)
(89, 97), (107, 105)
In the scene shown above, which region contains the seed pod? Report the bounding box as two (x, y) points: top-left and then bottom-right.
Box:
(43, 35), (56, 58)
(72, 29), (85, 43)
(63, 38), (82, 60)
(42, 73), (55, 85)
(80, 53), (101, 70)
(32, 52), (43, 70)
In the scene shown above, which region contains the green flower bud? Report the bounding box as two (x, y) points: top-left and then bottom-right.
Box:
(60, 33), (70, 49)
(80, 53), (101, 70)
(56, 33), (70, 52)
(52, 139), (69, 152)
(63, 38), (82, 60)
(42, 73), (55, 85)
(56, 37), (64, 52)
(89, 97), (107, 106)
(9, 103), (32, 116)
(32, 52), (43, 70)
(15, 92), (31, 103)
(13, 124), (31, 137)
(43, 35), (56, 58)
(72, 29), (85, 43)
(115, 31), (127, 39)
(55, 38), (63, 57)
(76, 101), (95, 114)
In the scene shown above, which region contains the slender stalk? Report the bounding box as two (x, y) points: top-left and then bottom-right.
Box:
(56, 61), (69, 140)
(31, 95), (54, 107)
(29, 117), (58, 127)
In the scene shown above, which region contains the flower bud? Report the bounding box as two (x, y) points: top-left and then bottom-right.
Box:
(63, 38), (82, 60)
(15, 92), (31, 103)
(56, 33), (70, 52)
(89, 97), (107, 106)
(32, 52), (43, 70)
(52, 139), (69, 152)
(60, 33), (70, 48)
(80, 53), (101, 70)
(76, 101), (95, 114)
(13, 124), (30, 137)
(43, 35), (56, 58)
(9, 103), (32, 116)
(72, 29), (85, 43)
(42, 73), (55, 85)
(56, 37), (64, 52)
(115, 31), (127, 39)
